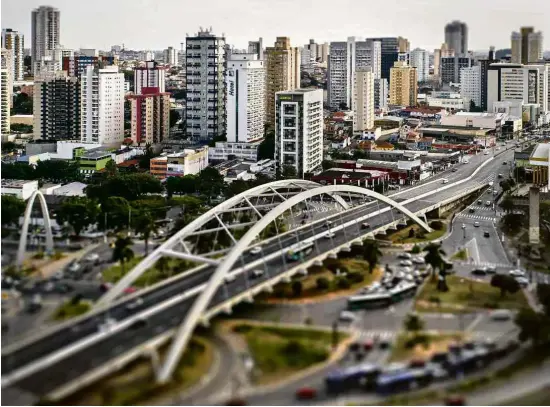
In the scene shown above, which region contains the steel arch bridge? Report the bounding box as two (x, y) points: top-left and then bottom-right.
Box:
(96, 180), (431, 383)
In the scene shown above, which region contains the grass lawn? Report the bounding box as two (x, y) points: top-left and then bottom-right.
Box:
(52, 300), (91, 321)
(504, 387), (550, 405)
(415, 275), (530, 313)
(386, 222), (447, 244)
(232, 324), (347, 385)
(54, 336), (214, 406)
(388, 331), (465, 362)
(450, 249), (468, 261)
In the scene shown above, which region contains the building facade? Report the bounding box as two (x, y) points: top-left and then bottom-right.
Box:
(62, 55), (117, 77)
(163, 47), (178, 66)
(134, 60), (166, 94)
(1, 66), (10, 134)
(366, 37), (406, 81)
(31, 6), (60, 76)
(248, 38), (264, 61)
(33, 71), (80, 141)
(353, 67), (375, 132)
(374, 78), (389, 110)
(1, 29), (24, 81)
(226, 53), (265, 143)
(275, 89), (323, 177)
(150, 148), (209, 179)
(441, 56), (472, 84)
(128, 87), (170, 145)
(185, 29), (226, 140)
(460, 65), (481, 107)
(511, 27), (543, 64)
(410, 48), (430, 82)
(389, 61), (417, 106)
(265, 37), (300, 126)
(80, 65), (125, 145)
(444, 21), (468, 56)
(208, 141), (259, 162)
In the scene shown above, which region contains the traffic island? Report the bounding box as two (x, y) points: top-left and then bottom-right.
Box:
(50, 336), (214, 406)
(382, 220), (448, 245)
(52, 299), (92, 321)
(414, 275), (529, 314)
(388, 331), (466, 363)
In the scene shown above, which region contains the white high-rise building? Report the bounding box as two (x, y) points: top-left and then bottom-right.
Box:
(80, 65), (125, 145)
(134, 60), (166, 94)
(460, 65), (481, 108)
(328, 37), (381, 110)
(226, 53), (265, 143)
(1, 29), (24, 81)
(185, 29), (226, 140)
(374, 78), (388, 110)
(275, 89), (323, 177)
(164, 47), (178, 66)
(353, 68), (375, 132)
(31, 6), (60, 76)
(410, 48), (430, 82)
(1, 49), (12, 134)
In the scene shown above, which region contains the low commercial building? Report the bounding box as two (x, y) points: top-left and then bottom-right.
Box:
(150, 147), (209, 179)
(78, 150), (113, 176)
(208, 142), (259, 162)
(426, 91), (469, 111)
(1, 179), (39, 200)
(310, 168), (390, 188)
(440, 112), (506, 134)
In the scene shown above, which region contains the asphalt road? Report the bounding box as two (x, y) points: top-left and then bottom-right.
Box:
(1, 149), (514, 401)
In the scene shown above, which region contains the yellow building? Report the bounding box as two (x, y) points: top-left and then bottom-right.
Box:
(389, 61), (418, 107)
(265, 37), (300, 126)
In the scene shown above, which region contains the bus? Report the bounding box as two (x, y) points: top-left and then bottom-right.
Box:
(325, 363), (381, 394)
(389, 282), (417, 303)
(376, 368), (433, 395)
(286, 241), (314, 262)
(347, 292), (392, 310)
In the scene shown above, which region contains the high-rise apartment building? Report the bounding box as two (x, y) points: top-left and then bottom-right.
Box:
(31, 6), (60, 76)
(248, 38), (264, 61)
(410, 48), (430, 82)
(301, 39), (319, 73)
(134, 60), (167, 94)
(478, 48), (498, 111)
(353, 68), (375, 132)
(226, 53), (265, 143)
(62, 55), (117, 77)
(163, 47), (178, 66)
(275, 89), (323, 177)
(328, 38), (381, 110)
(185, 29), (226, 140)
(81, 65), (125, 145)
(265, 37), (300, 126)
(441, 56), (472, 84)
(33, 71), (80, 140)
(366, 37), (407, 81)
(459, 65), (481, 108)
(389, 61), (417, 106)
(1, 29), (24, 81)
(444, 21), (468, 56)
(511, 27), (543, 64)
(1, 50), (11, 134)
(127, 87), (170, 145)
(374, 78), (389, 110)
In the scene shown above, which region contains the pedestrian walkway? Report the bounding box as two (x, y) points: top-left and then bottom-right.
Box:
(355, 329), (397, 341)
(455, 261), (511, 268)
(456, 214), (497, 222)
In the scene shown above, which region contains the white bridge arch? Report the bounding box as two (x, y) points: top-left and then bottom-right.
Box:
(16, 190), (54, 266)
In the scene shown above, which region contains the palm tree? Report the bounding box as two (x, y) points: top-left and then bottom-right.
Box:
(133, 210), (158, 256)
(155, 257), (171, 279)
(362, 240), (383, 273)
(112, 235), (134, 275)
(424, 243), (446, 278)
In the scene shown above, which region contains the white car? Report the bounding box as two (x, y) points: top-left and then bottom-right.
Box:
(484, 150), (489, 155)
(126, 298), (144, 310)
(67, 262), (81, 273)
(515, 277), (529, 287)
(509, 269), (526, 277)
(398, 253), (412, 260)
(339, 310), (357, 322)
(224, 273), (236, 283)
(399, 260), (413, 267)
(249, 269), (265, 279)
(412, 257), (425, 265)
(98, 318), (117, 332)
(490, 309), (513, 321)
(250, 246), (262, 255)
(85, 253), (100, 263)
(474, 221), (480, 227)
(400, 266), (413, 273)
(324, 232), (336, 239)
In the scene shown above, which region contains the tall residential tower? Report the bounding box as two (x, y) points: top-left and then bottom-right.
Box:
(1, 29), (24, 81)
(31, 5), (60, 76)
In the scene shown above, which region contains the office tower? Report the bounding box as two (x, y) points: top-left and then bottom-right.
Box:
(460, 65), (481, 108)
(134, 60), (167, 94)
(164, 47), (178, 65)
(1, 29), (24, 81)
(185, 29), (226, 140)
(478, 48), (497, 111)
(33, 71), (80, 140)
(374, 78), (388, 110)
(389, 61), (417, 106)
(80, 65), (125, 145)
(31, 6), (60, 76)
(1, 50), (11, 134)
(410, 48), (430, 82)
(487, 63), (549, 113)
(317, 43), (329, 63)
(511, 27), (543, 64)
(444, 21), (468, 56)
(248, 37), (264, 61)
(226, 53), (265, 143)
(127, 87), (170, 145)
(265, 37), (300, 126)
(398, 37), (410, 53)
(275, 89), (323, 177)
(366, 37), (404, 81)
(353, 68), (375, 132)
(301, 39), (319, 73)
(62, 55), (117, 77)
(328, 38), (380, 110)
(440, 55), (472, 84)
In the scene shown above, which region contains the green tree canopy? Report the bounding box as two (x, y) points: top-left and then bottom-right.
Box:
(258, 132), (275, 160)
(86, 173), (162, 202)
(1, 195), (26, 227)
(55, 197), (100, 236)
(424, 243), (446, 277)
(112, 235), (135, 275)
(362, 240), (382, 273)
(404, 312), (425, 334)
(490, 274), (520, 297)
(132, 209), (158, 255)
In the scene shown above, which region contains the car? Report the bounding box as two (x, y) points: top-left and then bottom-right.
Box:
(42, 282), (55, 293)
(324, 231), (336, 239)
(515, 277), (529, 287)
(444, 395), (466, 406)
(397, 252), (412, 260)
(412, 256), (425, 265)
(324, 221), (333, 228)
(409, 358), (426, 368)
(250, 246), (262, 255)
(349, 342), (361, 352)
(55, 283), (74, 294)
(84, 253), (100, 264)
(452, 168), (458, 172)
(67, 262), (81, 273)
(379, 339), (391, 350)
(224, 273), (237, 283)
(493, 190), (498, 195)
(249, 269), (265, 279)
(485, 201), (491, 206)
(339, 310), (356, 322)
(405, 274), (415, 282)
(484, 150), (489, 155)
(363, 339), (374, 351)
(469, 208), (475, 213)
(483, 230), (490, 238)
(129, 318), (148, 330)
(503, 161), (507, 165)
(486, 265), (497, 274)
(126, 298), (144, 310)
(477, 199), (482, 205)
(100, 282), (113, 293)
(295, 387), (317, 400)
(98, 318), (117, 332)
(441, 178), (449, 184)
(472, 221), (480, 227)
(26, 302), (42, 314)
(53, 271), (64, 280)
(399, 259), (413, 267)
(471, 267), (488, 276)
(124, 286), (137, 294)
(490, 309), (513, 321)
(498, 173), (503, 178)
(361, 222), (371, 229)
(509, 269), (526, 277)
(226, 397), (247, 406)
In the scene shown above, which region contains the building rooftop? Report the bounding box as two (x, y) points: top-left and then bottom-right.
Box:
(1, 179), (38, 188)
(51, 182), (88, 196)
(530, 143), (550, 164)
(81, 150), (112, 159)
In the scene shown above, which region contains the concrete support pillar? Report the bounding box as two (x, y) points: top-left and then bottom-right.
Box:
(529, 186), (540, 245)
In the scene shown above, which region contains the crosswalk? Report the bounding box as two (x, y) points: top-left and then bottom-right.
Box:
(354, 329), (508, 343)
(455, 261), (511, 268)
(457, 214), (497, 222)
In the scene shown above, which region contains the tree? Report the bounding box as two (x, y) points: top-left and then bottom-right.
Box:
(321, 160), (335, 171)
(362, 240), (382, 273)
(258, 133), (275, 160)
(101, 196), (131, 232)
(536, 284), (550, 317)
(515, 308), (550, 346)
(2, 141), (19, 153)
(490, 274), (520, 298)
(500, 195), (515, 213)
(11, 92), (33, 114)
(316, 277), (330, 290)
(291, 281), (303, 297)
(169, 110), (181, 128)
(198, 167), (225, 198)
(55, 197), (100, 237)
(1, 195), (26, 227)
(424, 243), (446, 277)
(155, 257), (172, 279)
(34, 160), (82, 183)
(86, 173), (162, 202)
(104, 160), (118, 177)
(404, 312), (425, 336)
(132, 209), (158, 255)
(469, 100), (483, 113)
(112, 235), (135, 275)
(280, 165), (297, 179)
(338, 102), (348, 111)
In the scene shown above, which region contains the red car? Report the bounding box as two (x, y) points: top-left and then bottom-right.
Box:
(409, 358), (426, 368)
(124, 286), (137, 294)
(226, 397), (247, 406)
(295, 387), (317, 400)
(445, 395), (466, 406)
(363, 339), (374, 351)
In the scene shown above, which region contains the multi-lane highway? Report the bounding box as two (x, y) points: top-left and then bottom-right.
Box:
(1, 149), (514, 401)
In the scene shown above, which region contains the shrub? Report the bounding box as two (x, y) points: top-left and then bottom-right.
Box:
(291, 281), (303, 297)
(33, 251), (45, 259)
(336, 277), (351, 289)
(408, 228), (415, 238)
(233, 324), (253, 333)
(347, 272), (364, 284)
(430, 220), (444, 230)
(428, 295), (440, 304)
(273, 285), (287, 298)
(52, 251), (65, 260)
(316, 277), (330, 291)
(411, 245), (421, 254)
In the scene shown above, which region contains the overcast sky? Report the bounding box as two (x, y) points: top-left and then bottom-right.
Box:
(2, 0), (548, 51)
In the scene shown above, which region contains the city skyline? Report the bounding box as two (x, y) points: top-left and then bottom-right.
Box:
(2, 0), (549, 52)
